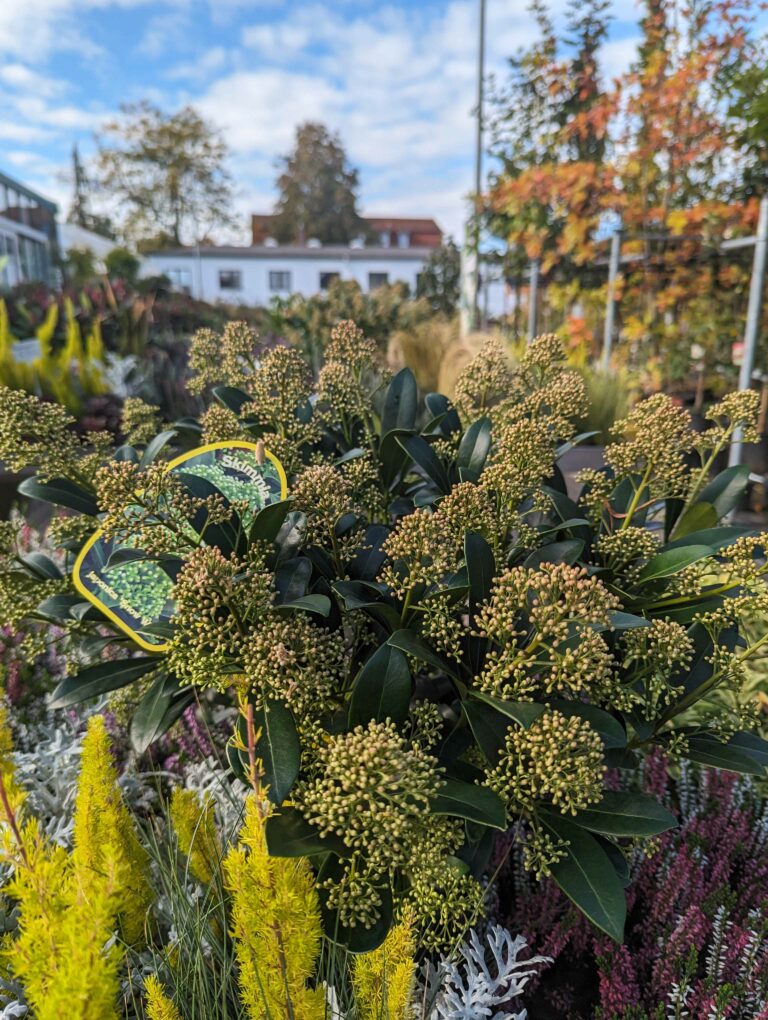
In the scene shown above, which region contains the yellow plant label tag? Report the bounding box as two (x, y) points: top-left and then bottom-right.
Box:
(73, 441), (287, 652)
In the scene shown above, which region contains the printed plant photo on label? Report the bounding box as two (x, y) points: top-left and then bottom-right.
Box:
(73, 441), (287, 651)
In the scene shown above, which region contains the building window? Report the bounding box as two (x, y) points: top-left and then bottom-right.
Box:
(269, 270), (291, 292)
(397, 230), (410, 248)
(166, 269), (192, 294)
(378, 230), (391, 248)
(319, 271), (340, 291)
(368, 272), (388, 290)
(219, 270), (242, 290)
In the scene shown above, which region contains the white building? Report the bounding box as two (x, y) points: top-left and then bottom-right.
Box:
(0, 170), (58, 289)
(57, 221), (117, 268)
(141, 244), (436, 305)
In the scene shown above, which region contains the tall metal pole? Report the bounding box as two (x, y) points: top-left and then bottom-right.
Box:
(729, 194), (768, 468)
(470, 0), (486, 332)
(602, 229), (621, 371)
(527, 258), (539, 341)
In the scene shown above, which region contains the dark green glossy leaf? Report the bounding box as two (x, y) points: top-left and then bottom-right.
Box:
(51, 657), (160, 708)
(249, 499), (293, 543)
(463, 700), (509, 763)
(379, 429), (411, 489)
(725, 731), (768, 768)
(253, 700), (301, 805)
(387, 628), (462, 680)
(457, 417), (492, 483)
(607, 611), (651, 631)
(465, 531), (495, 614)
(212, 385), (253, 413)
(130, 674), (194, 754)
(636, 545), (713, 583)
(697, 464), (750, 519)
(668, 500), (718, 540)
(424, 393), (461, 435)
(18, 476), (99, 516)
(431, 778), (506, 830)
(274, 556), (312, 603)
(36, 593), (84, 620)
(665, 525), (755, 552)
(396, 434), (452, 493)
(274, 594), (331, 616)
(524, 539), (584, 568)
(139, 429), (177, 468)
(264, 807), (347, 857)
(348, 643), (412, 728)
(468, 690), (545, 729)
(572, 792), (677, 837)
(113, 444), (140, 462)
(382, 368), (417, 433)
(686, 735), (766, 776)
(348, 524), (389, 581)
(540, 811), (626, 942)
(19, 552), (62, 581)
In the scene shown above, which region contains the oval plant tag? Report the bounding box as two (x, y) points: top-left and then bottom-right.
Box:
(73, 441), (287, 652)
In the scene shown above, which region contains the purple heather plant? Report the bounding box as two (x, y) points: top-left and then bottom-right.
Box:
(496, 751), (768, 1019)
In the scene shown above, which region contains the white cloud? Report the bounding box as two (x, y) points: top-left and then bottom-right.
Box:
(0, 0), (647, 241)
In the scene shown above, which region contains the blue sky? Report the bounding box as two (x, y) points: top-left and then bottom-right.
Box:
(0, 0), (648, 241)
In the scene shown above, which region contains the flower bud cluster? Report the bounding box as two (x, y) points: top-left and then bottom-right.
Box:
(454, 337), (515, 420)
(95, 461), (224, 555)
(243, 612), (346, 716)
(404, 821), (485, 951)
(200, 404), (247, 444)
(168, 545), (273, 689)
(700, 390), (761, 448)
(296, 721), (445, 927)
(485, 711), (605, 817)
(0, 387), (82, 480)
(188, 321), (261, 393)
(606, 394), (693, 499)
(597, 526), (660, 575)
(121, 397), (161, 446)
(297, 720), (443, 872)
(476, 563), (621, 704)
(292, 464), (358, 546)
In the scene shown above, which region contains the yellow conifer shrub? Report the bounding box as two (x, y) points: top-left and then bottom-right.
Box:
(145, 974), (183, 1020)
(223, 796), (326, 1020)
(353, 912), (417, 1020)
(169, 788), (220, 885)
(0, 706), (122, 1019)
(72, 715), (153, 945)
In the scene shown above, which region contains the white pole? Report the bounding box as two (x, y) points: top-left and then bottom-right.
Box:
(527, 258), (539, 341)
(729, 194), (768, 468)
(602, 230), (621, 371)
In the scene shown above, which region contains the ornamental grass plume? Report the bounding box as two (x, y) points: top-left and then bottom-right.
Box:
(223, 795), (326, 1020)
(144, 975), (183, 1020)
(72, 714), (152, 945)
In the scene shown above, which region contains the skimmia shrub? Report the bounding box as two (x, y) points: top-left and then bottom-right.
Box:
(1, 323), (768, 953)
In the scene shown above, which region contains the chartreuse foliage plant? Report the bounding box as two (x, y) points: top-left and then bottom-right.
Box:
(0, 714), (140, 1019)
(0, 707), (422, 1019)
(2, 322), (768, 954)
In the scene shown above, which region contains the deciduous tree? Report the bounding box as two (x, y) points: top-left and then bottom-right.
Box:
(95, 102), (234, 248)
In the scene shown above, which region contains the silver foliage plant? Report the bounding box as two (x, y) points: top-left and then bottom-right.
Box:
(418, 926), (550, 1020)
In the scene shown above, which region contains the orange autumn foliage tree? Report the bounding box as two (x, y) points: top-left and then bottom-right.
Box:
(489, 0), (762, 392)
